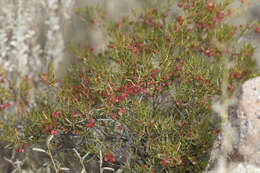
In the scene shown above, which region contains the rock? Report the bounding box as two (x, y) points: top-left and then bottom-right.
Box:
(204, 76), (260, 173)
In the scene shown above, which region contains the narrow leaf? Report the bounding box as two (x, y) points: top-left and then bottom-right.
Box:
(32, 148), (47, 153)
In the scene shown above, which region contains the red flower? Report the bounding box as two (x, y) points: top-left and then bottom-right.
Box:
(160, 158), (170, 165)
(155, 23), (161, 27)
(156, 85), (162, 91)
(117, 125), (123, 131)
(91, 19), (95, 25)
(109, 157), (115, 163)
(111, 114), (117, 120)
(89, 47), (94, 52)
(0, 102), (10, 110)
(213, 16), (219, 23)
(121, 92), (126, 100)
(16, 148), (24, 153)
(126, 88), (135, 96)
(104, 152), (116, 163)
(134, 86), (141, 92)
(148, 80), (153, 87)
(184, 5), (189, 10)
(107, 44), (115, 49)
(195, 24), (200, 30)
(132, 46), (139, 53)
(22, 144), (28, 149)
(51, 112), (57, 119)
(151, 68), (158, 73)
(177, 3), (183, 8)
(70, 112), (75, 118)
(104, 153), (112, 161)
(120, 32), (123, 38)
(176, 101), (182, 106)
(117, 86), (123, 92)
(51, 129), (58, 135)
(115, 22), (120, 29)
(176, 16), (182, 23)
(174, 26), (178, 32)
(218, 11), (225, 18)
(140, 89), (146, 95)
(147, 121), (152, 126)
(85, 119), (95, 128)
(205, 0), (214, 11)
(137, 42), (143, 47)
(177, 155), (183, 165)
(254, 24), (260, 33)
(44, 129), (49, 135)
(112, 97), (119, 104)
(139, 81), (144, 87)
(227, 9), (232, 16)
(177, 121), (183, 127)
(196, 76), (203, 82)
(118, 107), (124, 116)
(39, 77), (44, 83)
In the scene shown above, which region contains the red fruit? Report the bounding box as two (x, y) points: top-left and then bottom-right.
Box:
(85, 119), (95, 128)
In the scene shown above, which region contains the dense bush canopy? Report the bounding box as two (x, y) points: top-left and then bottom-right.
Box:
(0, 0), (259, 172)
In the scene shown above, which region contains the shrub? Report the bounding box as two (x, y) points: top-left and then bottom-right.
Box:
(1, 0), (259, 172)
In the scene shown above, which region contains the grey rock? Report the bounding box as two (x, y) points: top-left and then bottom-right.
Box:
(205, 76), (260, 173)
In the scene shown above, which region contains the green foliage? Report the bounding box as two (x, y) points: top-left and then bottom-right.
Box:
(1, 0), (259, 172)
